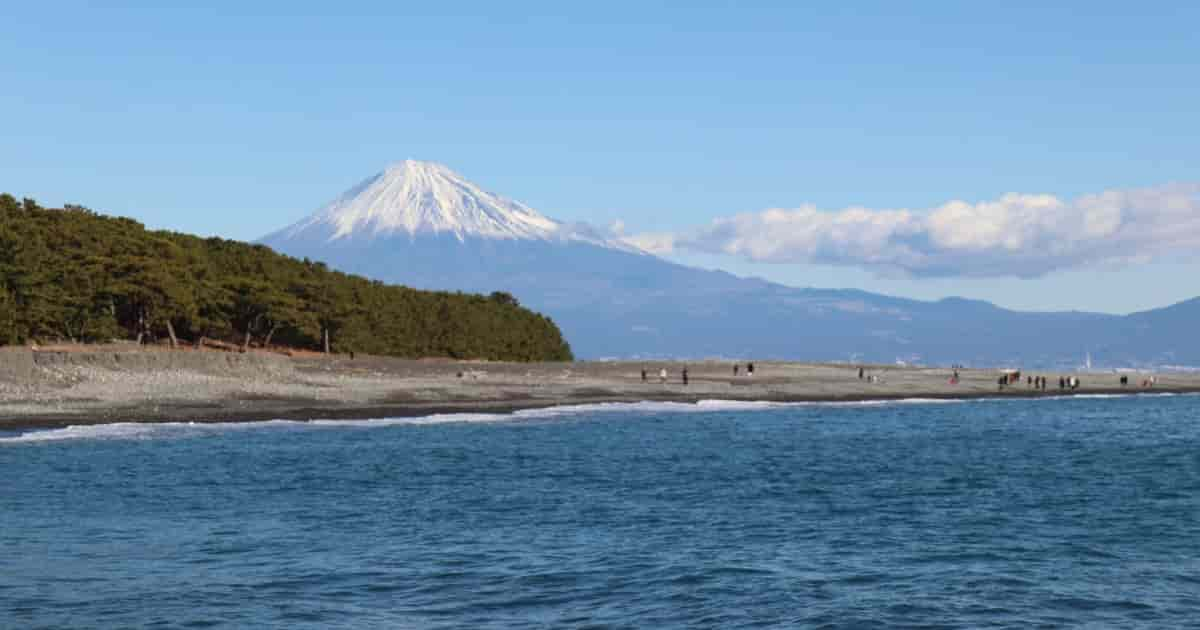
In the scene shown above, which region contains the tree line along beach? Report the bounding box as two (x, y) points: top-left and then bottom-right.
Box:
(0, 195), (572, 363)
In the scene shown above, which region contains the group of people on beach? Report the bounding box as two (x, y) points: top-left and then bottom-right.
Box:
(1119, 375), (1158, 388)
(990, 371), (1171, 393)
(640, 362), (757, 386)
(997, 372), (1019, 390)
(641, 367), (668, 384)
(733, 363), (754, 377)
(856, 367), (883, 384)
(635, 362), (1162, 393)
(640, 365), (691, 385)
(999, 372), (1076, 391)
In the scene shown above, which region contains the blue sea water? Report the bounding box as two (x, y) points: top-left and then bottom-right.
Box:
(2, 395), (1199, 629)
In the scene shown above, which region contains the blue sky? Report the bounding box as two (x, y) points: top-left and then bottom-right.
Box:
(2, 2), (1197, 314)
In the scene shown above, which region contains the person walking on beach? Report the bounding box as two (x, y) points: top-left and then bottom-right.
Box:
(747, 363), (755, 377)
(682, 367), (689, 386)
(659, 368), (668, 384)
(641, 367), (647, 383)
(859, 367), (865, 380)
(734, 364), (739, 377)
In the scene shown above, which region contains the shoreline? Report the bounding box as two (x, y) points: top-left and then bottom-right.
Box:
(4, 347), (1198, 432)
(4, 387), (1197, 433)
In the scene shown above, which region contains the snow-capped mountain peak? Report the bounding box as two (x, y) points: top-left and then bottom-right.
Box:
(268, 160), (637, 249)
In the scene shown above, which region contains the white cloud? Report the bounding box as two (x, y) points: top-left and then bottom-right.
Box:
(622, 231), (677, 255)
(629, 183), (1200, 278)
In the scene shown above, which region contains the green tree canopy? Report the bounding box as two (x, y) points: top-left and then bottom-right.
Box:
(0, 195), (573, 361)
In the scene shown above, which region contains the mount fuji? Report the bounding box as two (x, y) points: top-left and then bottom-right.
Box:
(264, 160), (639, 251)
(261, 161), (1199, 367)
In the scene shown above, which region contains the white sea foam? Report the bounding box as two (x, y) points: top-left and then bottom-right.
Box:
(307, 413), (509, 428)
(0, 419), (305, 445)
(812, 398), (961, 407)
(1065, 392), (1182, 400)
(0, 422), (164, 444)
(304, 401), (752, 428)
(5, 394), (1185, 445)
(307, 399), (883, 429)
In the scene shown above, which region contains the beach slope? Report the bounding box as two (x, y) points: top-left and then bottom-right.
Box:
(2, 347), (1197, 430)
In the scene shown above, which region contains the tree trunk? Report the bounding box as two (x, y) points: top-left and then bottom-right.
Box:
(241, 329), (251, 353)
(195, 335), (205, 350)
(135, 309), (145, 345)
(264, 324), (278, 348)
(166, 320), (178, 349)
(323, 327), (330, 355)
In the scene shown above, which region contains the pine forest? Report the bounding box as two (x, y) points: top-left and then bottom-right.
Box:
(0, 194), (573, 362)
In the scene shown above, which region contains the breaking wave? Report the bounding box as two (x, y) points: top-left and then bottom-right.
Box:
(9, 393), (1193, 445)
(0, 398), (965, 445)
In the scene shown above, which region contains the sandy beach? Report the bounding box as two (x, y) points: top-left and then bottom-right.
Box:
(1, 345), (1197, 431)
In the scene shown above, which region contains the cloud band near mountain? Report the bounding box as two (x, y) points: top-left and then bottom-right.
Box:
(624, 183), (1200, 278)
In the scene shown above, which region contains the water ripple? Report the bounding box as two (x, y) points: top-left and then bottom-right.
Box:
(3, 395), (1200, 628)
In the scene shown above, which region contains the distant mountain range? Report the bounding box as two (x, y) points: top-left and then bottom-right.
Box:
(260, 161), (1199, 368)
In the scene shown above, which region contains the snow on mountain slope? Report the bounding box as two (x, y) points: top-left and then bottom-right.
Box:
(259, 160), (1200, 365)
(264, 160), (643, 253)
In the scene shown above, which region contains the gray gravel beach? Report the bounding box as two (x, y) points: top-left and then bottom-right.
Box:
(2, 346), (1197, 430)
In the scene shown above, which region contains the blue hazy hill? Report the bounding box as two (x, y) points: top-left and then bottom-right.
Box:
(261, 162), (1197, 367)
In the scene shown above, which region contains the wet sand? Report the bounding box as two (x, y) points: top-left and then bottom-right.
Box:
(1, 347), (1197, 430)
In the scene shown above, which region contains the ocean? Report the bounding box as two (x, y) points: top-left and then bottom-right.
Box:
(3, 395), (1199, 628)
